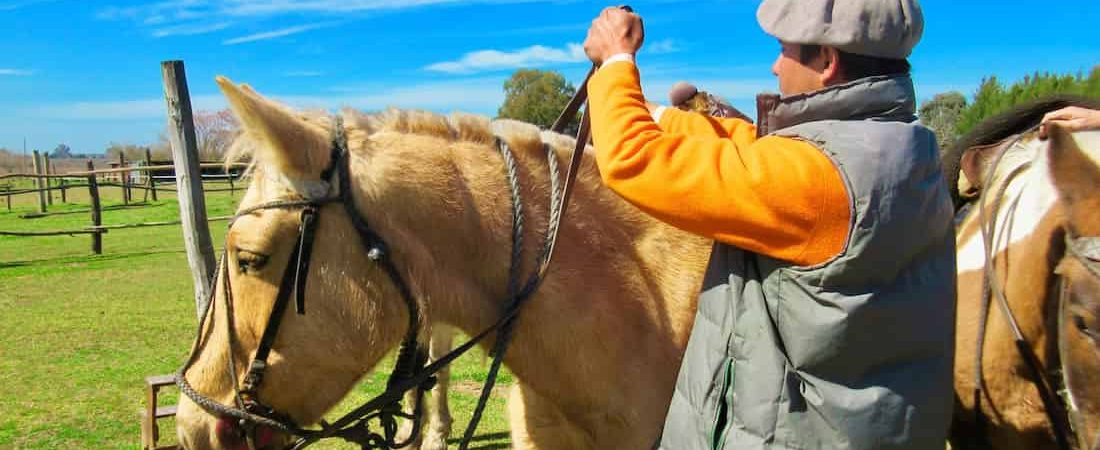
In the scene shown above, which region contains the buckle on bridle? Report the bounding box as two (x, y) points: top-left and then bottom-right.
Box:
(243, 359), (267, 393)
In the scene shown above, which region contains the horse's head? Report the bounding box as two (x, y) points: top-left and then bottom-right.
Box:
(1048, 126), (1100, 450)
(175, 78), (412, 450)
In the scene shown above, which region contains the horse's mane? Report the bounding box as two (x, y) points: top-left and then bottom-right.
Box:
(942, 95), (1100, 207)
(225, 107), (576, 173)
(356, 108), (578, 155)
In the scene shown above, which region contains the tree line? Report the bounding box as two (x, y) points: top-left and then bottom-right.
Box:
(919, 66), (1100, 149)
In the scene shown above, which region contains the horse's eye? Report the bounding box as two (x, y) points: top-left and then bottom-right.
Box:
(1074, 314), (1091, 334)
(236, 249), (269, 273)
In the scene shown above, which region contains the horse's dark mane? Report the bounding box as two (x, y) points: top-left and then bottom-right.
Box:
(941, 95), (1100, 207)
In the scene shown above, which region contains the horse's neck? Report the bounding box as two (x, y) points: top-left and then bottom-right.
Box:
(360, 130), (708, 336)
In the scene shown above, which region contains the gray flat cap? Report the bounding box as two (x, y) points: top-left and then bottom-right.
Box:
(757, 0), (924, 59)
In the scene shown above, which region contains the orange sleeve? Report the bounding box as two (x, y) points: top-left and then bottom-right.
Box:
(587, 62), (850, 266)
(658, 106), (756, 140)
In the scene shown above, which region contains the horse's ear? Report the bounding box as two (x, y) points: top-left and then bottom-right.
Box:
(959, 141), (1007, 200)
(215, 76), (328, 178)
(1048, 125), (1100, 235)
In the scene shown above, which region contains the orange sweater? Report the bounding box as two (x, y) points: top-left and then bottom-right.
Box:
(587, 62), (850, 266)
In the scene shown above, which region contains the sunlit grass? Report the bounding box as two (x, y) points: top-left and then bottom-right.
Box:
(0, 184), (511, 449)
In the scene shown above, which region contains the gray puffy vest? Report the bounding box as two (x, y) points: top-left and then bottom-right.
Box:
(658, 75), (956, 450)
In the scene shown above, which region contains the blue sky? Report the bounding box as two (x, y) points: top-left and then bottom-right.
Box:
(1, 0), (1098, 153)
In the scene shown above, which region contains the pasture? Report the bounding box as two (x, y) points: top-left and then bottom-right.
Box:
(0, 182), (512, 449)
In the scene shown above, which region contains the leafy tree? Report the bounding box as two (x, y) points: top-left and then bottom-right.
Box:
(50, 143), (73, 159)
(956, 67), (1100, 134)
(498, 69), (579, 133)
(919, 91), (967, 150)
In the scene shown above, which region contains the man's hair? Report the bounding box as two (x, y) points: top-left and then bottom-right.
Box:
(797, 44), (911, 81)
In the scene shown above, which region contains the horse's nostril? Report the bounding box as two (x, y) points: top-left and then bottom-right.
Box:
(214, 417), (277, 449)
(215, 418), (246, 446)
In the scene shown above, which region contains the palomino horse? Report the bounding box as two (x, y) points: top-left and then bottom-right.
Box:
(174, 77), (711, 450)
(946, 98), (1100, 450)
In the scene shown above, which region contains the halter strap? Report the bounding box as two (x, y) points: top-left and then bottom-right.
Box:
(971, 131), (1077, 450)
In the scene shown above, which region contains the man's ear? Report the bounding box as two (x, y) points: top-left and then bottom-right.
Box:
(820, 46), (844, 85)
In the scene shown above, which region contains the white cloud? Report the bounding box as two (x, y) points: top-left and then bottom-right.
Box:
(284, 71), (326, 77)
(0, 0), (58, 11)
(0, 68), (34, 76)
(223, 22), (334, 45)
(426, 43), (586, 74)
(153, 21), (232, 38)
(220, 0), (540, 16)
(644, 39), (680, 55)
(96, 0), (545, 36)
(25, 77), (507, 121)
(28, 95), (227, 120)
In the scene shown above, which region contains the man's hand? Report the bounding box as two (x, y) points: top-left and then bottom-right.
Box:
(583, 6), (644, 66)
(1039, 106), (1100, 139)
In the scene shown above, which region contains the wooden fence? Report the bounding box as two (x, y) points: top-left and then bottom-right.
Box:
(0, 162), (247, 254)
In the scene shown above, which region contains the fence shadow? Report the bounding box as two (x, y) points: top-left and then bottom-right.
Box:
(447, 432), (511, 450)
(0, 248), (189, 271)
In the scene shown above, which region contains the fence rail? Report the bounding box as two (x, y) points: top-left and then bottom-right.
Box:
(1, 157), (248, 253)
(0, 162), (248, 180)
(0, 229), (105, 237)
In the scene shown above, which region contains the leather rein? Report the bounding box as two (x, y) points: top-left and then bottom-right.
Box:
(970, 130), (1100, 450)
(176, 69), (596, 450)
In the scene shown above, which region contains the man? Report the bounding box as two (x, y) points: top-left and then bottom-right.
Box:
(583, 1), (956, 449)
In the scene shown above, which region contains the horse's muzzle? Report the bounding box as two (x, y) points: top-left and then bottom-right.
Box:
(215, 417), (278, 450)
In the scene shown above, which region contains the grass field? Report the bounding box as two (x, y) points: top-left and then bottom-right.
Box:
(0, 180), (512, 449)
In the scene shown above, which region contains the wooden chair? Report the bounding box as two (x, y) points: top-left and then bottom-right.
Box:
(140, 374), (180, 450)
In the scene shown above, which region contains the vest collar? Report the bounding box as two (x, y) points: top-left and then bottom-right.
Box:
(755, 74), (918, 136)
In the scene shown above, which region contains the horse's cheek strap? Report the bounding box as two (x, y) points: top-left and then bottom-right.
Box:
(295, 208), (320, 315)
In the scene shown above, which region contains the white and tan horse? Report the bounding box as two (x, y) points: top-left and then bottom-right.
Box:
(174, 77), (711, 450)
(948, 98), (1100, 450)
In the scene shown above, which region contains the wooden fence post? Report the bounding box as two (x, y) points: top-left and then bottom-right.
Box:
(228, 168), (235, 196)
(162, 60), (216, 319)
(87, 160), (102, 255)
(118, 153), (130, 205)
(60, 178), (67, 203)
(44, 153), (54, 206)
(32, 150), (46, 213)
(145, 148), (158, 202)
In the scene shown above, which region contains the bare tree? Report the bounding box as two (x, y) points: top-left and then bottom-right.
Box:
(193, 109), (240, 161)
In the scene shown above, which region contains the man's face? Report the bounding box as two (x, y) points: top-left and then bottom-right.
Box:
(772, 42), (827, 96)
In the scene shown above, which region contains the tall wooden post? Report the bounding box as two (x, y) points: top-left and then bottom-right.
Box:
(60, 178), (67, 203)
(145, 148), (158, 202)
(44, 153), (54, 206)
(87, 160), (102, 255)
(162, 60), (215, 318)
(32, 150), (46, 213)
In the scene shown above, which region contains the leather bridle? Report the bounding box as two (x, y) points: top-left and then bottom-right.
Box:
(970, 130), (1100, 450)
(177, 65), (597, 450)
(177, 117), (435, 449)
(1060, 228), (1100, 449)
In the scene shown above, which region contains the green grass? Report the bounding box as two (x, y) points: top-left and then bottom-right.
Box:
(0, 182), (512, 449)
